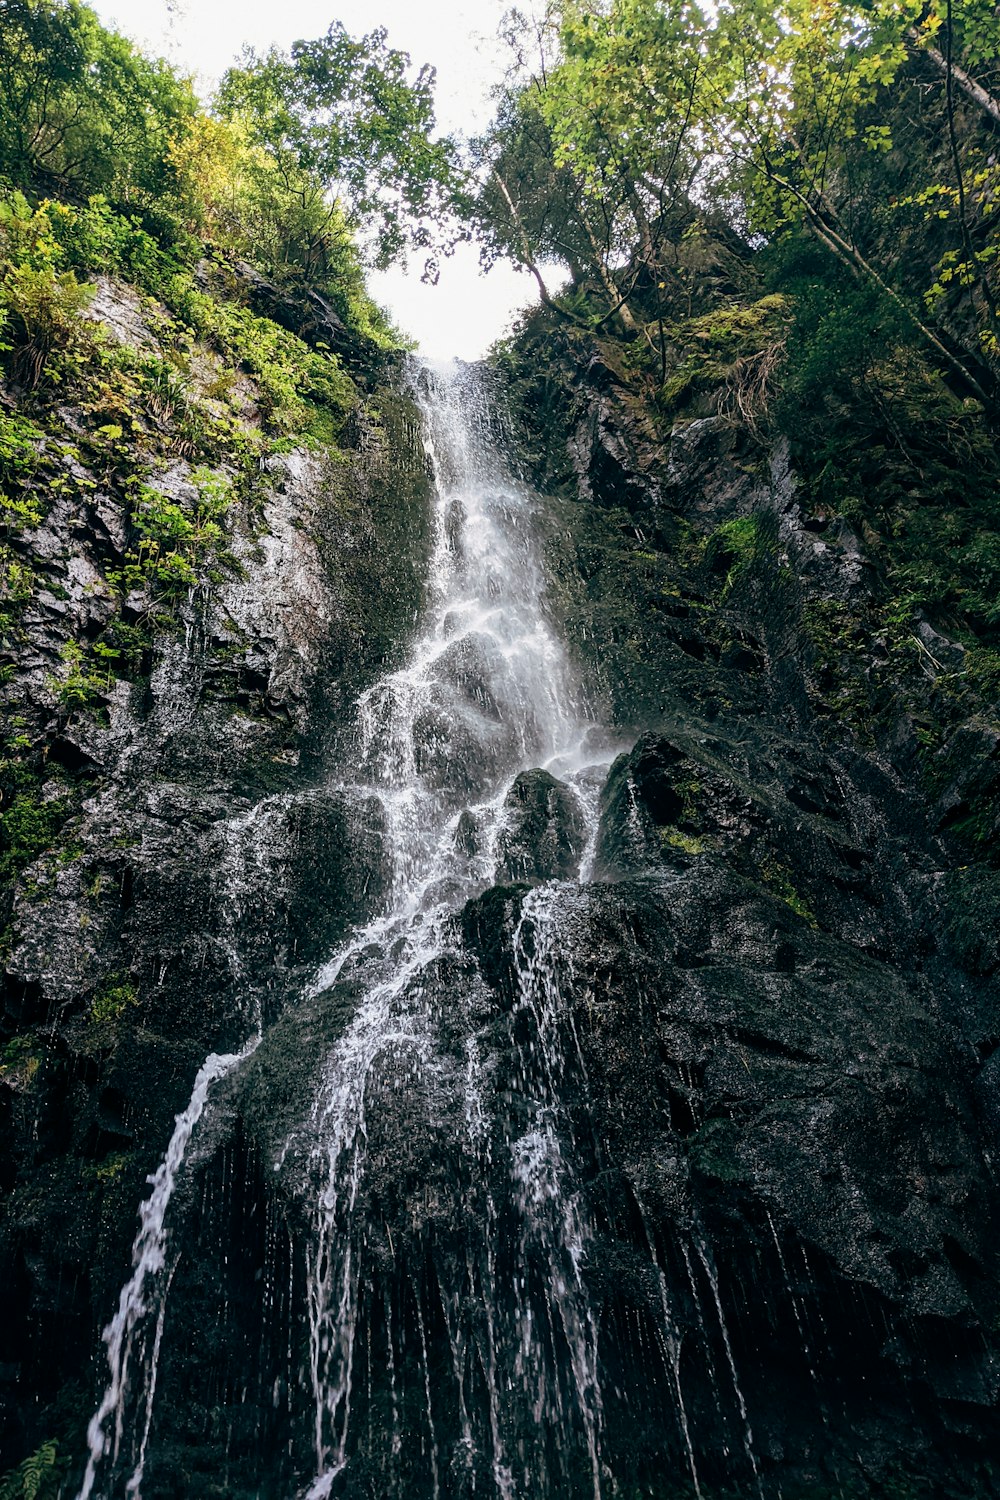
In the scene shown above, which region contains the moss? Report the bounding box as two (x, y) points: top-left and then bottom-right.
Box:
(659, 828), (707, 856)
(89, 977), (138, 1025)
(703, 513), (773, 595)
(657, 294), (790, 425)
(965, 644), (1000, 701)
(0, 784), (67, 883)
(759, 858), (818, 926)
(688, 1117), (751, 1183)
(0, 1033), (42, 1090)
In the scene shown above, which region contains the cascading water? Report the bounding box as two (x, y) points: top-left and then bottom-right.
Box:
(75, 360), (777, 1500)
(285, 362), (616, 1497)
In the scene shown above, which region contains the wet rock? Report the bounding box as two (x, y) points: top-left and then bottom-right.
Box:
(472, 862), (996, 1394)
(596, 735), (689, 874)
(915, 618), (967, 671)
(494, 768), (586, 884)
(214, 450), (338, 729)
(411, 694), (521, 803)
(434, 631), (508, 720)
(81, 276), (158, 348)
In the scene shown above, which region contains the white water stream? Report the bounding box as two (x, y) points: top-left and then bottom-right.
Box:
(74, 361), (769, 1500)
(76, 1040), (259, 1500)
(76, 361), (619, 1500)
(291, 362), (616, 1496)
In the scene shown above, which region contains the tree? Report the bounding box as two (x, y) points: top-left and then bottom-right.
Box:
(702, 0), (1000, 394)
(474, 0), (710, 340)
(0, 0), (196, 200)
(539, 0), (707, 305)
(0, 0), (90, 188)
(474, 88), (598, 316)
(474, 0), (999, 395)
(216, 22), (467, 271)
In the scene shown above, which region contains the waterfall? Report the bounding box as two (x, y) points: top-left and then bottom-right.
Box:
(76, 1041), (260, 1500)
(75, 360), (774, 1500)
(291, 360), (615, 1496)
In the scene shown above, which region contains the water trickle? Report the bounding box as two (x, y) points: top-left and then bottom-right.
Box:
(694, 1236), (765, 1498)
(76, 1040), (258, 1500)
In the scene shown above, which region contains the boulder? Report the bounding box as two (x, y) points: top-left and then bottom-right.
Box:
(494, 768), (586, 884)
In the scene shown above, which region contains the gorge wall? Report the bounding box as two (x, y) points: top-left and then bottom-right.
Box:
(1, 244), (999, 1500)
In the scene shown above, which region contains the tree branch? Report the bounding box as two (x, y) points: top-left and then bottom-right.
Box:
(488, 162), (578, 322)
(907, 27), (1000, 127)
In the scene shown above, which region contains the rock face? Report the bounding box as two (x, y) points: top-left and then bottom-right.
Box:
(489, 324), (1000, 1496)
(2, 282), (1000, 1500)
(458, 870), (997, 1494)
(0, 279), (431, 1474)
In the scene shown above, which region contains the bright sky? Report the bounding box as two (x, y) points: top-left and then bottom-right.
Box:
(89, 0), (544, 359)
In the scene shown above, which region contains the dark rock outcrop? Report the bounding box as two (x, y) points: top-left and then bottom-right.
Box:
(495, 767), (585, 884)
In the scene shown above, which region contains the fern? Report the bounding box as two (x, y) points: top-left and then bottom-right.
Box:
(0, 1441), (63, 1500)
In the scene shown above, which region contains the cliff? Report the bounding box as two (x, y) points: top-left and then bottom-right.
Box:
(0, 227), (430, 1487)
(1, 198), (999, 1500)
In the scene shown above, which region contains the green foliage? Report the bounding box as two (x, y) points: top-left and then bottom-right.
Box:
(703, 514), (773, 596)
(0, 1440), (64, 1500)
(479, 0), (1000, 388)
(1, 259), (93, 388)
(775, 246), (1000, 648)
(99, 618), (152, 678)
(168, 114), (399, 341)
(0, 0), (196, 202)
(0, 406), (44, 484)
(47, 638), (108, 709)
(108, 466), (234, 604)
(0, 188), (359, 461)
(48, 192), (192, 293)
(0, 194), (95, 388)
(0, 1033), (42, 1089)
(168, 277), (355, 431)
(217, 21), (466, 272)
(773, 257), (904, 421)
(0, 776), (66, 883)
(0, 544), (35, 638)
(475, 0), (712, 331)
(0, 3), (405, 349)
(90, 975), (138, 1024)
